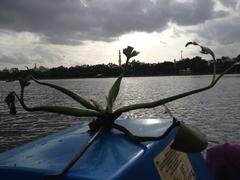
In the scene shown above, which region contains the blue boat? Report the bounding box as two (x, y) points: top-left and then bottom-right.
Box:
(0, 118), (213, 180)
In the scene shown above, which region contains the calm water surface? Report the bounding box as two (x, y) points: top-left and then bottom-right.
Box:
(0, 75), (240, 152)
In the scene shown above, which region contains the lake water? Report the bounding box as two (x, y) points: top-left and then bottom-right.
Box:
(0, 75), (240, 152)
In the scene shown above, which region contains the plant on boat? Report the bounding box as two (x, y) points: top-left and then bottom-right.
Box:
(5, 42), (240, 153)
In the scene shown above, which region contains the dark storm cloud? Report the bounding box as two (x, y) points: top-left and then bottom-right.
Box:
(0, 0), (226, 45)
(167, 0), (227, 25)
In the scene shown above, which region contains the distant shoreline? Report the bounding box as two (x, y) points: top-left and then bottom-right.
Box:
(1, 73), (240, 82)
(1, 56), (239, 81)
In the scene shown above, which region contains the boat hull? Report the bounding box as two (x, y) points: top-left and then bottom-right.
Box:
(0, 118), (213, 179)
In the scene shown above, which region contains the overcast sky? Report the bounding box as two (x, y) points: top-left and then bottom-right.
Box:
(0, 0), (239, 69)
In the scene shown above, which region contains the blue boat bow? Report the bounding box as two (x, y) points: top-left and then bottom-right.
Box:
(0, 118), (213, 180)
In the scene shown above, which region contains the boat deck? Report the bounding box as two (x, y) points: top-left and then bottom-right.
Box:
(0, 118), (213, 179)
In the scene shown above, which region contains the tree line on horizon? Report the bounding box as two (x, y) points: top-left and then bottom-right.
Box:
(0, 55), (240, 80)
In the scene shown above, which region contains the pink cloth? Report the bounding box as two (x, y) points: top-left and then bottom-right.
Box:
(206, 143), (240, 180)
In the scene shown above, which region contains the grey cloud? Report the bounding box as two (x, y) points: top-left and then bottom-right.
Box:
(42, 36), (83, 46)
(195, 15), (240, 45)
(0, 46), (64, 67)
(32, 46), (63, 62)
(169, 0), (224, 25)
(41, 34), (85, 46)
(0, 0), (227, 45)
(214, 44), (240, 58)
(219, 0), (239, 9)
(0, 53), (31, 65)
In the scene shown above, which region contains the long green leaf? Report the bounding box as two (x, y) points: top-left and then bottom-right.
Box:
(106, 75), (123, 112)
(14, 93), (101, 117)
(31, 77), (97, 110)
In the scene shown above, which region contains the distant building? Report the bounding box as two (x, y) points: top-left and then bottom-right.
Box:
(118, 50), (122, 66)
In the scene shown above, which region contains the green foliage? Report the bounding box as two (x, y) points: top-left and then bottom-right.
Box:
(106, 75), (123, 113)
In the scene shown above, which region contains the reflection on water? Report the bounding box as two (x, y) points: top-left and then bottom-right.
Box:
(0, 75), (240, 152)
